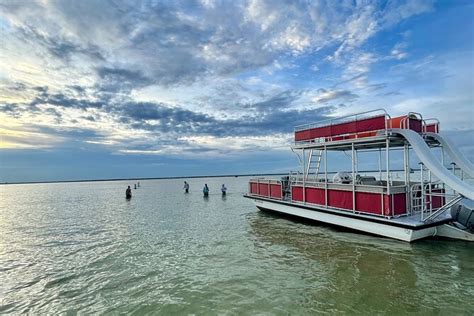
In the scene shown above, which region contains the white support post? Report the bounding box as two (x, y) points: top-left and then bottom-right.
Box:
(404, 144), (411, 215)
(302, 149), (306, 182)
(403, 144), (409, 185)
(386, 138), (390, 195)
(378, 147), (383, 214)
(386, 138), (391, 217)
(428, 169), (432, 215)
(450, 162), (457, 196)
(355, 150), (358, 174)
(352, 143), (356, 212)
(420, 162), (424, 221)
(302, 149), (306, 203)
(324, 146), (328, 207)
(440, 146), (445, 194)
(378, 148), (382, 181)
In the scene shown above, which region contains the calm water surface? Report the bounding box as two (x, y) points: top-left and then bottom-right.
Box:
(1, 177), (473, 314)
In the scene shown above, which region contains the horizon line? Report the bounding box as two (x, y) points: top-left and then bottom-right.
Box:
(0, 167), (425, 185)
(0, 173), (287, 186)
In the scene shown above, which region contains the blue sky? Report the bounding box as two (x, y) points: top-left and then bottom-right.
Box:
(0, 0), (473, 183)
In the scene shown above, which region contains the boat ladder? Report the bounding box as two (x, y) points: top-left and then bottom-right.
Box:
(305, 149), (323, 182)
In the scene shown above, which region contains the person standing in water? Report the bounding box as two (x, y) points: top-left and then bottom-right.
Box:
(221, 184), (227, 196)
(126, 186), (132, 199)
(203, 184), (209, 197)
(183, 181), (189, 193)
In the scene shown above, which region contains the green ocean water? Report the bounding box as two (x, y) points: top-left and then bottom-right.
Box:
(1, 176), (473, 314)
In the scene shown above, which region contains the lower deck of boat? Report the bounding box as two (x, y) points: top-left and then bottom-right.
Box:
(245, 194), (450, 228)
(244, 194), (458, 242)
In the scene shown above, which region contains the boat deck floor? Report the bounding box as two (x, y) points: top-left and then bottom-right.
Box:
(388, 211), (451, 226)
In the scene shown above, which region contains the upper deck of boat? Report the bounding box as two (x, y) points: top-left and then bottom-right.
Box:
(292, 109), (440, 151)
(292, 132), (442, 151)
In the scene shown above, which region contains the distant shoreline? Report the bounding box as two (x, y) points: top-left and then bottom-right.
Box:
(0, 173), (288, 186)
(0, 168), (433, 185)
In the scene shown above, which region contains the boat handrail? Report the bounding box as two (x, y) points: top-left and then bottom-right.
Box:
(249, 178), (282, 184)
(422, 118), (440, 133)
(292, 181), (408, 190)
(294, 108), (391, 132)
(399, 111), (423, 130)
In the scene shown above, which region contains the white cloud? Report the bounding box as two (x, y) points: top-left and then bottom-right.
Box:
(390, 42), (408, 60)
(180, 134), (290, 152)
(312, 89), (358, 104)
(0, 0), (442, 157)
(0, 113), (64, 149)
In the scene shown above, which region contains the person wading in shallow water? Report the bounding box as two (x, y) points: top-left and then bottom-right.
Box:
(203, 184), (209, 197)
(126, 186), (132, 199)
(183, 181), (189, 193)
(221, 184), (227, 196)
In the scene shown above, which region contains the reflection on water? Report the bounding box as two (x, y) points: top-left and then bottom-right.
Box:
(247, 211), (474, 314)
(0, 177), (473, 314)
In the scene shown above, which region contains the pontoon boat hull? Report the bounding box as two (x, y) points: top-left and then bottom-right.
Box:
(246, 196), (452, 242)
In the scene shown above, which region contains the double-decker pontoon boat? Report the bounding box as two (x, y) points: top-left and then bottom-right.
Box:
(244, 109), (474, 242)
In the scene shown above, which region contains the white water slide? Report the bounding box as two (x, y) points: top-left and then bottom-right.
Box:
(426, 132), (474, 178)
(392, 129), (474, 200)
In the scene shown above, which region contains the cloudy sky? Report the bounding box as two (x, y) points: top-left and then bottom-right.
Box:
(0, 0), (473, 183)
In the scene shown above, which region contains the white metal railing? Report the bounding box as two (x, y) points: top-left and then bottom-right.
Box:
(294, 108), (391, 133)
(410, 182), (457, 221)
(423, 195), (462, 222)
(422, 118), (440, 133)
(400, 112), (423, 130)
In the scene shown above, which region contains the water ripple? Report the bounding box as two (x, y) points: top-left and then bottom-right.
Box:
(0, 178), (473, 314)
